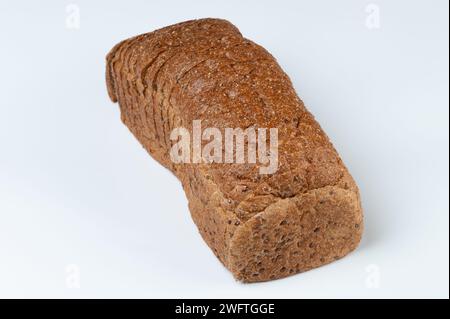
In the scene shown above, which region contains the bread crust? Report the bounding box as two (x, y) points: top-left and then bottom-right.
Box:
(106, 18), (363, 282)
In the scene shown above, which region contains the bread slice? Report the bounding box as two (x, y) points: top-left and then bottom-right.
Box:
(105, 18), (363, 282)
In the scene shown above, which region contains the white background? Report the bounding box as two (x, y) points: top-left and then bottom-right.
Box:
(0, 0), (448, 298)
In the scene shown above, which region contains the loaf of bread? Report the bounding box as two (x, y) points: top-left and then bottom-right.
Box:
(105, 18), (363, 282)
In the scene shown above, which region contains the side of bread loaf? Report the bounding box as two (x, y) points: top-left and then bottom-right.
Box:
(106, 18), (363, 282)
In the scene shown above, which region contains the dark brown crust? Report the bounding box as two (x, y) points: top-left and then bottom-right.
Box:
(105, 18), (363, 282)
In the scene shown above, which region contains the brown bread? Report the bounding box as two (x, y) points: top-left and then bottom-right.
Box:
(105, 18), (363, 282)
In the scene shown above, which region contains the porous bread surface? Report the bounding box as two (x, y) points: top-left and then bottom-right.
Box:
(106, 18), (363, 282)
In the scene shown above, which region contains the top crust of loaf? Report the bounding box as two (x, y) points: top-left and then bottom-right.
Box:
(106, 18), (363, 282)
(106, 18), (349, 219)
